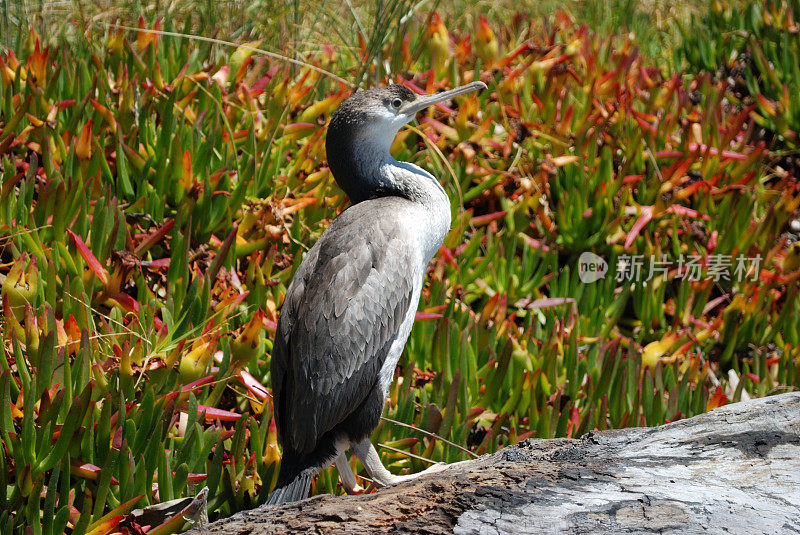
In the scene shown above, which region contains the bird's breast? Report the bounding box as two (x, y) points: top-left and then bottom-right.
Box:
(401, 202), (450, 264)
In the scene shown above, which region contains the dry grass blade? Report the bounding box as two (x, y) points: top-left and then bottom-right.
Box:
(377, 443), (439, 465)
(380, 416), (478, 458)
(98, 22), (353, 87)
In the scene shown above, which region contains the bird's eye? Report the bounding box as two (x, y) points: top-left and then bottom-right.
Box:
(391, 98), (403, 109)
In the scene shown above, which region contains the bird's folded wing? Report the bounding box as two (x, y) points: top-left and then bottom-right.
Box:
(271, 212), (416, 455)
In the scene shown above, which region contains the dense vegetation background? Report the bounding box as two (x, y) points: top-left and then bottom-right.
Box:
(1, 0), (798, 532)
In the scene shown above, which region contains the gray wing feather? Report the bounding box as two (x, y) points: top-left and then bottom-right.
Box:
(271, 200), (416, 455)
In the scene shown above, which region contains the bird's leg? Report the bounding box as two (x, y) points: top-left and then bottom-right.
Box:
(352, 439), (398, 487)
(352, 438), (449, 488)
(334, 452), (364, 495)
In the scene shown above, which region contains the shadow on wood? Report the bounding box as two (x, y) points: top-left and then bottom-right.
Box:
(191, 392), (800, 534)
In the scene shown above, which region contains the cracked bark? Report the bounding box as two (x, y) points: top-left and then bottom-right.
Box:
(191, 392), (800, 534)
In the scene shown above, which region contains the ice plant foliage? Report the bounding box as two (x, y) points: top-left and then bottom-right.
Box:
(0, 4), (799, 533)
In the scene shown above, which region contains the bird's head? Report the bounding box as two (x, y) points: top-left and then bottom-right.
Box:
(326, 81), (487, 202)
(328, 81), (487, 150)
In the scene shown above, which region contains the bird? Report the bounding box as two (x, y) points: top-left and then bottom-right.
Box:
(266, 80), (487, 505)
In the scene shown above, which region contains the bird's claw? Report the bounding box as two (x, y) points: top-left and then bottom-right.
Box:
(343, 484), (366, 495)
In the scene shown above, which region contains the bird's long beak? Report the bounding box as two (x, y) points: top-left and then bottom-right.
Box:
(401, 81), (488, 117)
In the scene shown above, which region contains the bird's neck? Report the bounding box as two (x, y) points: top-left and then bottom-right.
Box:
(333, 136), (450, 211)
(374, 157), (450, 208)
(371, 156), (453, 263)
(329, 137), (452, 261)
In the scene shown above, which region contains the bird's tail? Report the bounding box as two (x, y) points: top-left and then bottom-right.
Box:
(266, 468), (313, 505)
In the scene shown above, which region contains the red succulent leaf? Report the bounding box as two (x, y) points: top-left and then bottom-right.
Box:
(414, 312), (444, 321)
(67, 229), (109, 285)
(196, 404), (241, 422)
(135, 219), (175, 256)
(238, 370), (269, 401)
(624, 206), (653, 248)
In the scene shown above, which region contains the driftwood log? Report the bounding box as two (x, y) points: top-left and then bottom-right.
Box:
(193, 392), (800, 534)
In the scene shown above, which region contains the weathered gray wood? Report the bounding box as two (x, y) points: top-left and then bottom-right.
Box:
(192, 392), (800, 534)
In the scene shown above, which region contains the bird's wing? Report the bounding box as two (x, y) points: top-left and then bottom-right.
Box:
(271, 201), (417, 455)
